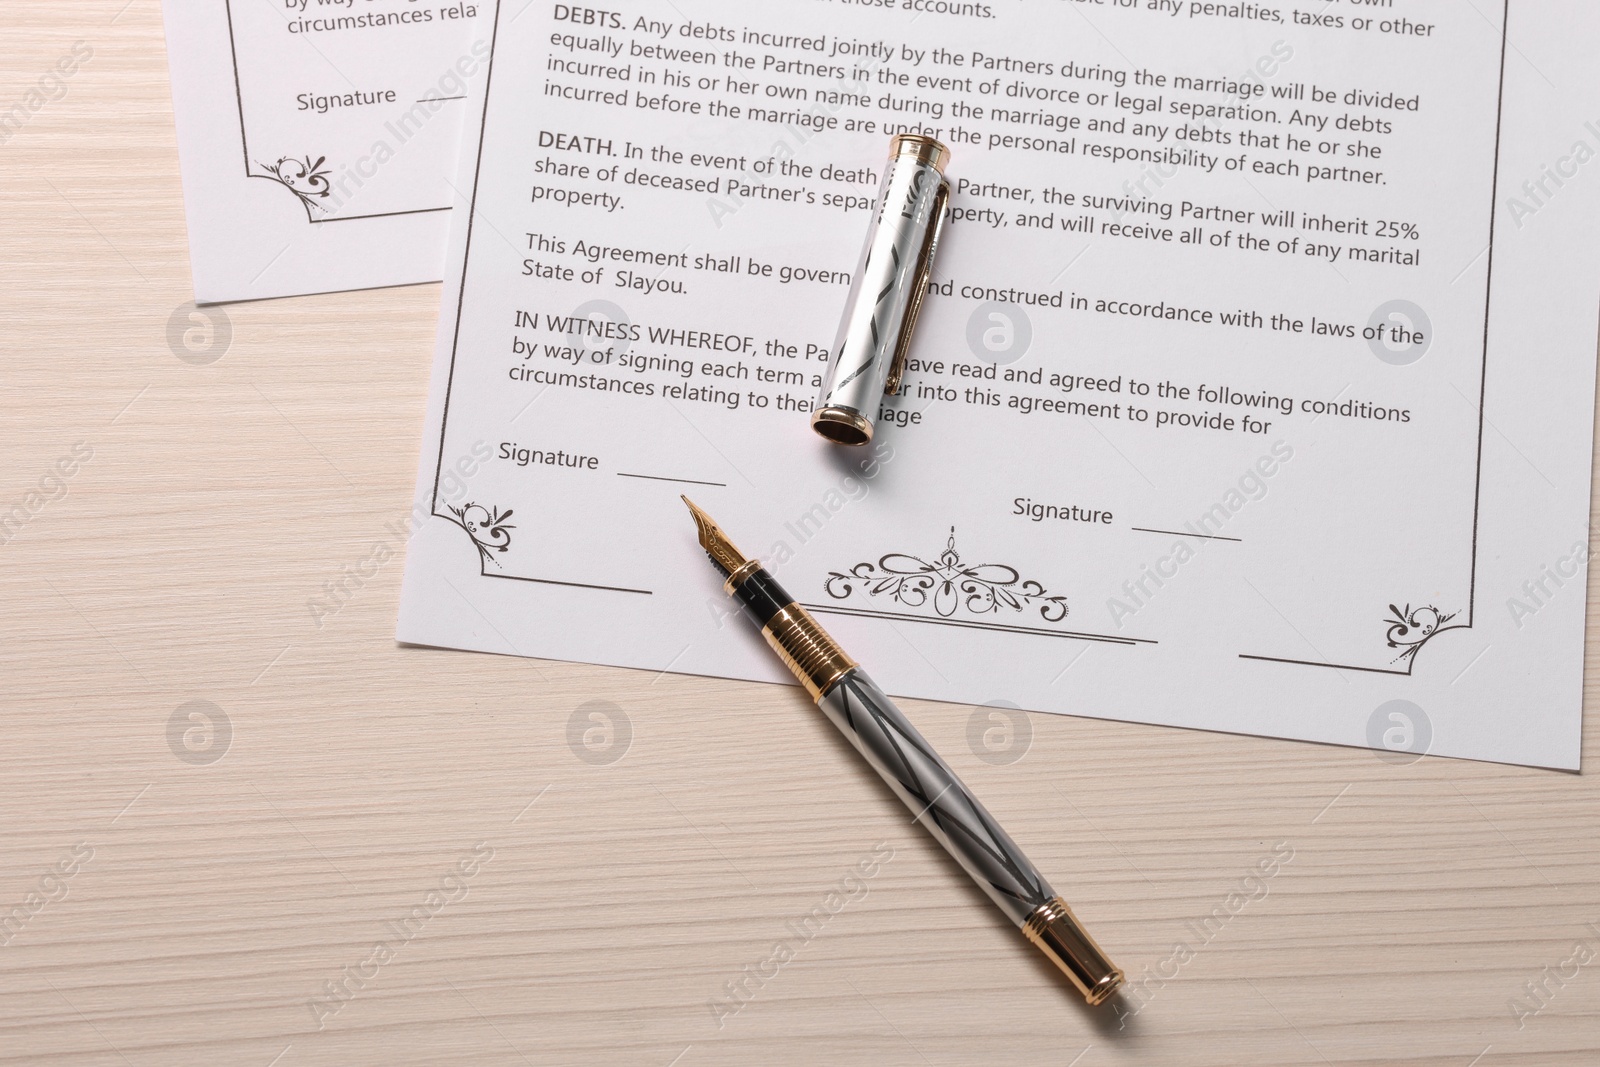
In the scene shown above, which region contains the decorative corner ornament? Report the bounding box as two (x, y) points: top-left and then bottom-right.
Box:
(256, 155), (333, 219)
(448, 503), (515, 568)
(1385, 603), (1461, 667)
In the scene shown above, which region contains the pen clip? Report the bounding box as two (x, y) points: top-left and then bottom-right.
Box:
(884, 178), (950, 397)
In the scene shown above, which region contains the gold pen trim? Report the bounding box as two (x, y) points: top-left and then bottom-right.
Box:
(722, 559), (761, 595)
(759, 603), (857, 702)
(884, 176), (949, 396)
(890, 133), (950, 172)
(810, 406), (875, 446)
(1023, 896), (1124, 1005)
(684, 496), (857, 700)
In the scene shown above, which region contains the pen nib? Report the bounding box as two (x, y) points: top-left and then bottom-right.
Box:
(682, 496), (749, 579)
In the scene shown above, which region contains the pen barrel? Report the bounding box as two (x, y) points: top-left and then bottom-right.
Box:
(812, 136), (950, 446)
(815, 669), (1123, 1003)
(815, 669), (1053, 926)
(703, 527), (1122, 1004)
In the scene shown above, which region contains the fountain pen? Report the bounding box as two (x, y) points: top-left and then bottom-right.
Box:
(682, 498), (1123, 1004)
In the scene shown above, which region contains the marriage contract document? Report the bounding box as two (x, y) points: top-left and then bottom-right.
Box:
(399, 0), (1600, 769)
(162, 0), (488, 301)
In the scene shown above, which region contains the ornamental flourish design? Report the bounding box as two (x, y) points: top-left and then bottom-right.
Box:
(1385, 603), (1460, 666)
(448, 503), (515, 568)
(824, 528), (1069, 623)
(257, 155), (332, 215)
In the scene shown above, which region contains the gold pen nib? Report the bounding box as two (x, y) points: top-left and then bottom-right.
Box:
(681, 496), (750, 579)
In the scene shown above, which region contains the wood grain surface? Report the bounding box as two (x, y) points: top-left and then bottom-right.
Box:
(2, 4), (1598, 1064)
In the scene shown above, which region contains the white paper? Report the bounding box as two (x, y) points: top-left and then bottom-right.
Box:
(399, 0), (1599, 770)
(161, 0), (489, 302)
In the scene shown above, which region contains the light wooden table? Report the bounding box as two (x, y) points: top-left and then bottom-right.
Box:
(3, 4), (1598, 1064)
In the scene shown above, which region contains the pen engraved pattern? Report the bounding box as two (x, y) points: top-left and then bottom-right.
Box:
(818, 670), (1052, 924)
(815, 150), (944, 420)
(834, 245), (900, 394)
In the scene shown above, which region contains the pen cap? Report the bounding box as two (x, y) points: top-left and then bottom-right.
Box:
(811, 135), (950, 446)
